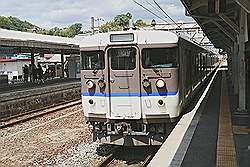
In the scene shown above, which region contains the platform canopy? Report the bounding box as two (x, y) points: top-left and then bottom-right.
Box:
(0, 28), (80, 55)
(181, 0), (250, 52)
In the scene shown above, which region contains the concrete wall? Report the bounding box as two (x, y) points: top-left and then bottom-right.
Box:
(0, 82), (81, 120)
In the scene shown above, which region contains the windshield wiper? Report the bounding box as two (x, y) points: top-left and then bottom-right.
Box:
(92, 63), (101, 74)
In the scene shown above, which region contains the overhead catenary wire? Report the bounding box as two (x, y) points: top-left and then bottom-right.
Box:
(131, 0), (170, 24)
(145, 0), (166, 18)
(153, 0), (182, 29)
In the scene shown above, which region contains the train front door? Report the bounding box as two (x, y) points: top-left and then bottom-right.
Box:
(107, 46), (141, 119)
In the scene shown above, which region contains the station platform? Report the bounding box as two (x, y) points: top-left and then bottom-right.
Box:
(149, 70), (250, 167)
(0, 78), (81, 120)
(0, 78), (80, 94)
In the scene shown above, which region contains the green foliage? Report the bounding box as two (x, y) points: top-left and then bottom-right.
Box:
(0, 16), (33, 31)
(0, 16), (82, 38)
(0, 16), (12, 29)
(134, 19), (147, 28)
(40, 23), (82, 37)
(114, 12), (132, 27)
(99, 12), (147, 33)
(99, 21), (122, 33)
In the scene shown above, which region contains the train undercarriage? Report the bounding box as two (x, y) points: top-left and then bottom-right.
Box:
(88, 119), (178, 146)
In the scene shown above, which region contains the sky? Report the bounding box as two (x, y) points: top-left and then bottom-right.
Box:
(0, 0), (193, 30)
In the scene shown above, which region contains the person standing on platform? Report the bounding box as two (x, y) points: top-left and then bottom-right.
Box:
(23, 64), (29, 82)
(32, 64), (38, 83)
(37, 64), (44, 84)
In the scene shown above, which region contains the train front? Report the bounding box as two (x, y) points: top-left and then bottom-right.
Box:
(80, 31), (180, 146)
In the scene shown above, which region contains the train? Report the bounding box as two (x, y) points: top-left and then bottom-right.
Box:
(79, 30), (220, 146)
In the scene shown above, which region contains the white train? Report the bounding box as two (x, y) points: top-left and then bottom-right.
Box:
(79, 30), (219, 146)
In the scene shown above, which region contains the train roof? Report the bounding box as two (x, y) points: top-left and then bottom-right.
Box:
(79, 30), (179, 49)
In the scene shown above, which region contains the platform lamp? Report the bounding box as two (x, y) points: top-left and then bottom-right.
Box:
(151, 19), (156, 29)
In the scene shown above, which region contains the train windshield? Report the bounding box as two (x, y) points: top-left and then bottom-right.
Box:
(108, 47), (136, 70)
(142, 47), (177, 68)
(81, 51), (105, 70)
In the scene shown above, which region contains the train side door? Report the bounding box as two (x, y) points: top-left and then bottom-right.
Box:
(107, 46), (141, 119)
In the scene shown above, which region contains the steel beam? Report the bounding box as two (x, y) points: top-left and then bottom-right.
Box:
(191, 15), (223, 20)
(235, 0), (250, 13)
(190, 0), (207, 11)
(219, 13), (240, 33)
(212, 20), (236, 41)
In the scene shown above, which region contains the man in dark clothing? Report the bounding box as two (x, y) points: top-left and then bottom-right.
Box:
(23, 65), (29, 82)
(37, 64), (44, 83)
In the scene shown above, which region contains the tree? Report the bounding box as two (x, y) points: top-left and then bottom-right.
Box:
(0, 15), (82, 38)
(38, 23), (82, 38)
(0, 16), (34, 31)
(0, 16), (12, 30)
(99, 13), (147, 33)
(135, 19), (147, 28)
(100, 21), (121, 33)
(67, 23), (82, 37)
(114, 12), (132, 28)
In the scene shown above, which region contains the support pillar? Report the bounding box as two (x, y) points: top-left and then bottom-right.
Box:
(31, 50), (35, 65)
(238, 8), (247, 111)
(61, 51), (64, 78)
(233, 42), (239, 95)
(234, 8), (248, 126)
(228, 52), (233, 82)
(30, 49), (35, 83)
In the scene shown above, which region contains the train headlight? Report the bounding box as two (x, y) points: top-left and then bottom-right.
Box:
(98, 79), (106, 88)
(142, 79), (151, 88)
(156, 79), (165, 88)
(86, 80), (95, 89)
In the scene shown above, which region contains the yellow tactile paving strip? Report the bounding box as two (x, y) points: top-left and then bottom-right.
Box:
(216, 73), (237, 167)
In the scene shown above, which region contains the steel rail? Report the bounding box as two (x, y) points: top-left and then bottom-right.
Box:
(96, 153), (115, 167)
(0, 99), (81, 128)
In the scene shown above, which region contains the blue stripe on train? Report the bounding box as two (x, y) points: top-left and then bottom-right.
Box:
(81, 92), (177, 97)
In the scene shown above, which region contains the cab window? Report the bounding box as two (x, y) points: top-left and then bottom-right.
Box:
(142, 47), (177, 68)
(109, 47), (136, 70)
(81, 51), (105, 70)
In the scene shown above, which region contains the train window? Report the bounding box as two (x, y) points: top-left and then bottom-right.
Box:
(109, 47), (136, 70)
(142, 48), (177, 68)
(81, 51), (105, 70)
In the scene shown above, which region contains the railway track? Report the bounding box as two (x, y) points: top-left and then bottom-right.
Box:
(0, 99), (82, 128)
(96, 146), (158, 167)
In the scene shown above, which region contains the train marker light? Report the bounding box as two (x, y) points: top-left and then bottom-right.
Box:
(142, 79), (151, 88)
(86, 80), (95, 89)
(98, 79), (106, 88)
(156, 79), (165, 88)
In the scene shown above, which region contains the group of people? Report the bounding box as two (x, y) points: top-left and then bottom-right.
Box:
(22, 63), (69, 84)
(22, 64), (44, 84)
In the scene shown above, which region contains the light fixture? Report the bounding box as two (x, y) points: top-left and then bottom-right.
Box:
(156, 79), (165, 88)
(86, 80), (95, 89)
(142, 79), (151, 88)
(98, 79), (106, 88)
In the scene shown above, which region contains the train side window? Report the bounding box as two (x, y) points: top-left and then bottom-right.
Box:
(142, 47), (177, 68)
(81, 51), (105, 70)
(109, 47), (136, 70)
